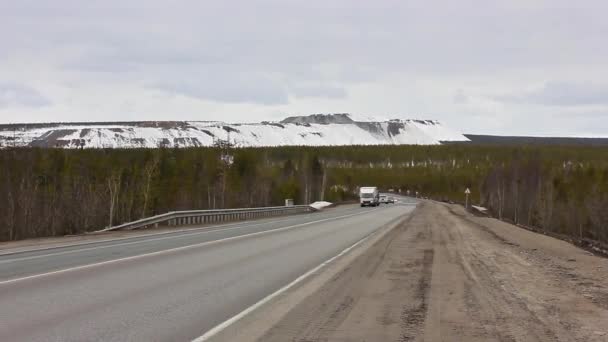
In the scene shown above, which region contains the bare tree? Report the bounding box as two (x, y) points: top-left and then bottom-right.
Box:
(107, 172), (122, 227)
(141, 155), (160, 218)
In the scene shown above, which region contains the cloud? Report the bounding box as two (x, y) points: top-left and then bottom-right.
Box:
(0, 83), (51, 108)
(494, 81), (608, 107)
(152, 73), (289, 106)
(453, 89), (468, 104)
(289, 84), (347, 99)
(1, 0), (608, 136)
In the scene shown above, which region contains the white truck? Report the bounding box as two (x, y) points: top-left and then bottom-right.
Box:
(359, 186), (380, 207)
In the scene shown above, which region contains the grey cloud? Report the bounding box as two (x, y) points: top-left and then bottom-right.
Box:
(453, 89), (468, 104)
(495, 81), (608, 106)
(15, 0), (606, 77)
(289, 84), (347, 99)
(152, 73), (288, 106)
(2, 0), (608, 136)
(0, 83), (51, 108)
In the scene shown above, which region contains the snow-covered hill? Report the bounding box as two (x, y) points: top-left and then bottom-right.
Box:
(0, 114), (469, 148)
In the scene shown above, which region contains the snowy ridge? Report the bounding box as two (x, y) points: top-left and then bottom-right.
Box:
(0, 114), (469, 148)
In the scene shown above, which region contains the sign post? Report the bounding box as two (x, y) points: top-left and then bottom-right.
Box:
(465, 188), (471, 209)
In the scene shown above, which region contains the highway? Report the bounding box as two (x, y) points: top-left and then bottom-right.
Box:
(0, 200), (416, 342)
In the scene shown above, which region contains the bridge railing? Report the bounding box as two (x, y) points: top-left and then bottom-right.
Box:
(100, 205), (316, 232)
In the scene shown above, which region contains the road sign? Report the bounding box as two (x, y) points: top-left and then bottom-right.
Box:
(465, 188), (471, 194)
(465, 188), (471, 209)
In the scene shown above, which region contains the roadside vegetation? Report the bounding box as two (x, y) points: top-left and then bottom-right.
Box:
(1, 145), (608, 244)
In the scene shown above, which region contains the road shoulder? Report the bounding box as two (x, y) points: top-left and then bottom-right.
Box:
(225, 201), (608, 342)
(203, 206), (416, 342)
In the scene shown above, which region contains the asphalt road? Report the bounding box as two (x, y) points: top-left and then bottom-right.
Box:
(0, 199), (416, 342)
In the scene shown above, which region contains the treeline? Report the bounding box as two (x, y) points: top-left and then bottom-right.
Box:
(481, 151), (608, 243)
(1, 145), (608, 243)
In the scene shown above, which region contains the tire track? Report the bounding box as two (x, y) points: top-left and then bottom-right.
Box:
(399, 248), (434, 341)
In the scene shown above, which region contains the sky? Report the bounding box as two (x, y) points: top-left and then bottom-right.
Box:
(1, 0), (607, 136)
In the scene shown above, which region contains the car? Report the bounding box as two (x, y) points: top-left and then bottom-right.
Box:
(379, 195), (388, 204)
(387, 196), (395, 204)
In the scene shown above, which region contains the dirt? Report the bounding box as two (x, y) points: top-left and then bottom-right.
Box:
(256, 201), (608, 342)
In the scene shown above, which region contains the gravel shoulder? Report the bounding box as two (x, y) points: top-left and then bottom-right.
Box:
(236, 201), (608, 342)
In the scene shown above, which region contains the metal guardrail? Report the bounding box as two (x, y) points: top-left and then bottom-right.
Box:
(100, 205), (316, 232)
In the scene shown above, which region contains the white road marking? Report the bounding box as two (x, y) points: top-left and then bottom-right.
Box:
(0, 208), (379, 286)
(191, 221), (384, 342)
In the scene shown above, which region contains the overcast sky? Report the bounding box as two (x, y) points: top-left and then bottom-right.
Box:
(1, 1), (607, 136)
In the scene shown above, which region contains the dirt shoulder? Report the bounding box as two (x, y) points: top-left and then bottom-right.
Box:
(242, 201), (608, 342)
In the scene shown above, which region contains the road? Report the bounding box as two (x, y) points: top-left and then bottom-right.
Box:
(251, 201), (608, 342)
(0, 200), (416, 342)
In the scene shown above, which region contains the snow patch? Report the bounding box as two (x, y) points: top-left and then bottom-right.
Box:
(472, 205), (488, 212)
(310, 201), (333, 210)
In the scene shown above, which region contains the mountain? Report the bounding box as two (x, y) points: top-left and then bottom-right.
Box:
(0, 113), (469, 148)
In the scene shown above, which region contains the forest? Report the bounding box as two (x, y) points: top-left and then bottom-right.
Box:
(1, 144), (608, 245)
